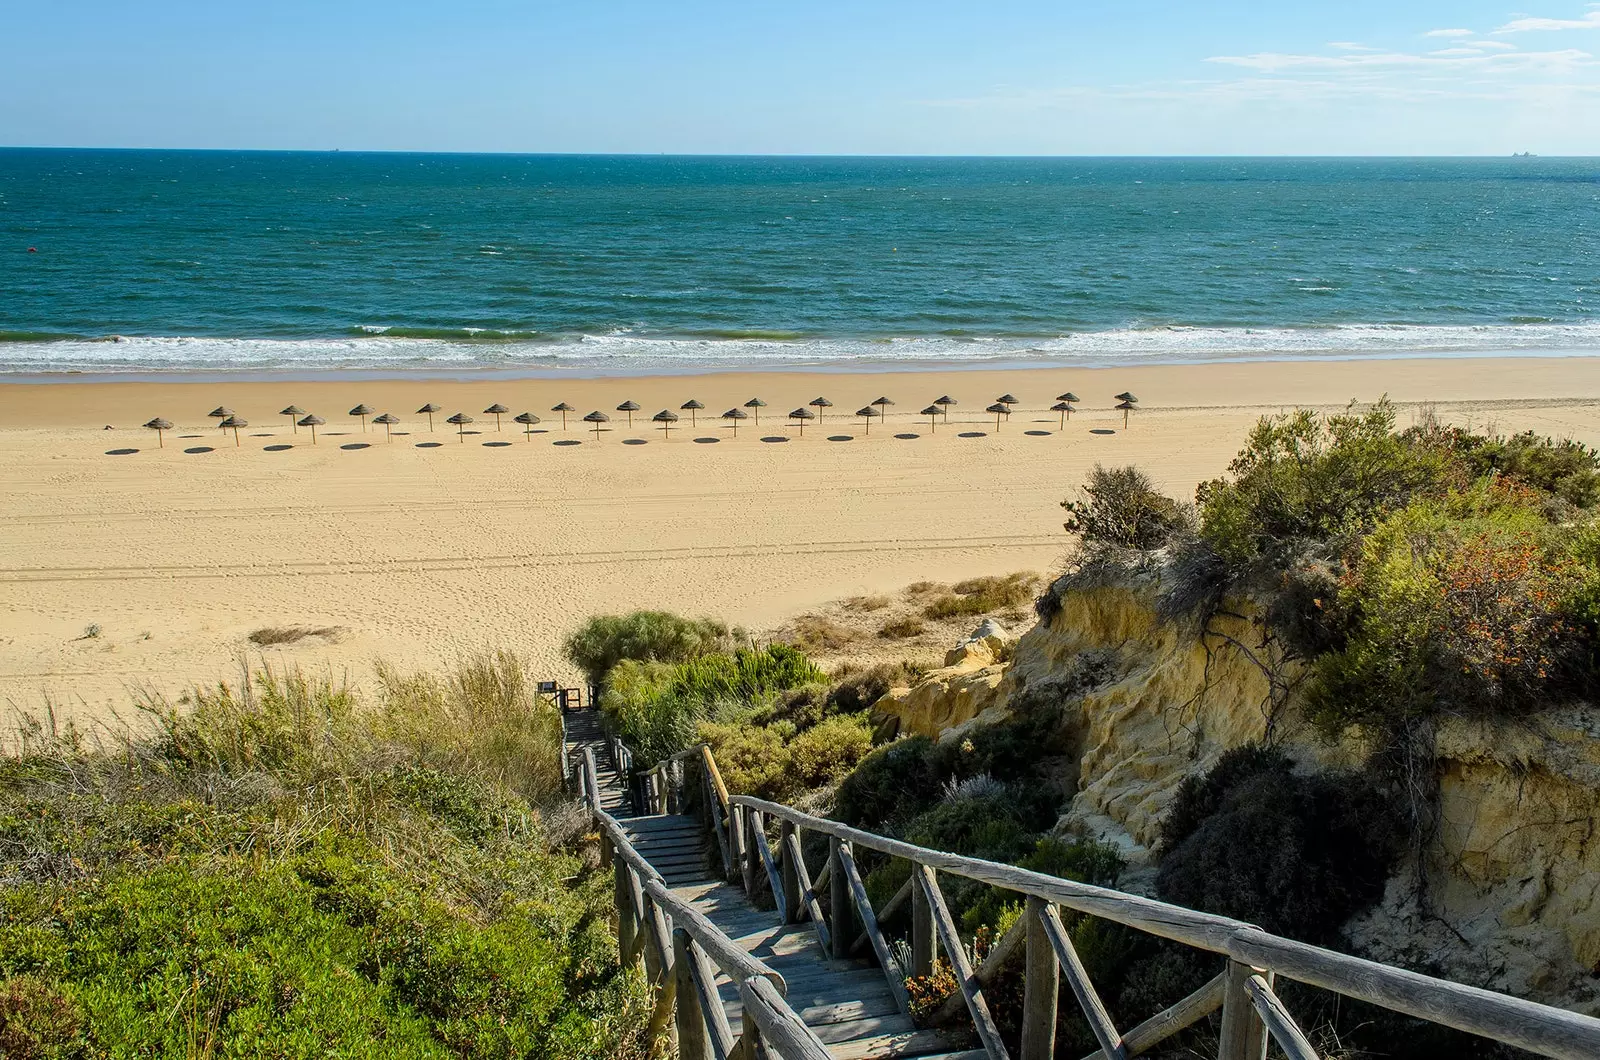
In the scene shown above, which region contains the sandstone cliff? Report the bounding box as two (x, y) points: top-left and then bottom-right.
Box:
(872, 573), (1600, 1010)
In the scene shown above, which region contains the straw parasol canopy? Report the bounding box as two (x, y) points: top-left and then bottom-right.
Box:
(483, 403), (509, 431)
(552, 402), (575, 430)
(721, 407), (748, 437)
(855, 406), (879, 435)
(280, 405), (306, 432)
(934, 395), (956, 420)
(583, 410), (610, 438)
(513, 411), (541, 439)
(297, 413), (325, 444)
(616, 399), (641, 427)
(986, 402), (1011, 431)
(373, 412), (400, 441)
(920, 405), (942, 433)
(446, 411), (474, 442)
(349, 403), (375, 431)
(1115, 392), (1138, 404)
(143, 417), (173, 447)
(871, 396), (894, 424)
(788, 407), (815, 436)
(652, 409), (679, 438)
(743, 397), (767, 425)
(1051, 401), (1075, 429)
(417, 403), (441, 431)
(809, 396), (833, 423)
(1116, 399), (1136, 429)
(209, 406), (233, 432)
(219, 415), (247, 446)
(997, 393), (1019, 407)
(1057, 392), (1080, 404)
(680, 399), (704, 426)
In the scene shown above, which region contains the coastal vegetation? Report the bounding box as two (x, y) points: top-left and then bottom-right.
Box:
(0, 656), (647, 1058)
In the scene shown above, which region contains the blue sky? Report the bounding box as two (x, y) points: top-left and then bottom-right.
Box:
(2, 1), (1599, 154)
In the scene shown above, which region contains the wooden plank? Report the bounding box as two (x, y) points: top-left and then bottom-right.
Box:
(830, 838), (853, 962)
(781, 820), (803, 926)
(753, 818), (786, 921)
(837, 841), (911, 1014)
(707, 779), (735, 880)
(825, 1029), (975, 1060)
(1218, 961), (1268, 1060)
(675, 929), (714, 1060)
(912, 868), (935, 980)
(1078, 972), (1224, 1060)
(915, 865), (1009, 1060)
(688, 933), (738, 1060)
(1039, 904), (1124, 1060)
(785, 829), (832, 951)
(1246, 974), (1320, 1060)
(806, 1013), (917, 1044)
(856, 875), (914, 956)
(738, 976), (833, 1060)
(1022, 896), (1058, 1060)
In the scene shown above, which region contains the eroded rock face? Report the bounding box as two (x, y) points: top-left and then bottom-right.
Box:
(872, 572), (1600, 1008)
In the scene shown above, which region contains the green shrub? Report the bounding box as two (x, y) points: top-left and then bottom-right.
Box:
(789, 714), (873, 789)
(1157, 747), (1400, 944)
(1445, 428), (1600, 509)
(923, 572), (1040, 620)
(561, 612), (734, 686)
(700, 713), (872, 802)
(834, 736), (946, 830)
(1061, 465), (1192, 550)
(665, 644), (825, 703)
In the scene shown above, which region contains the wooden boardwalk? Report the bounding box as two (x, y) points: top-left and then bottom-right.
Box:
(564, 715), (979, 1058)
(615, 813), (981, 1059)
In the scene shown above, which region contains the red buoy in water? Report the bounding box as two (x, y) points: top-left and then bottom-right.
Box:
(27, 247), (37, 253)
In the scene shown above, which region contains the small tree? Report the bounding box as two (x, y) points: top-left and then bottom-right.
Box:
(1061, 464), (1192, 549)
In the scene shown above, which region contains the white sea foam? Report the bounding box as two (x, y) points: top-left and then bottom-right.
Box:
(4, 323), (1600, 377)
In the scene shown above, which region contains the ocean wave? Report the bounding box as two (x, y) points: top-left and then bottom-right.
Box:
(3, 322), (1599, 376)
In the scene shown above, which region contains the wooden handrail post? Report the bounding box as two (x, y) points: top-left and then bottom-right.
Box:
(674, 929), (713, 1060)
(780, 820), (803, 925)
(614, 850), (638, 967)
(730, 803), (748, 888)
(744, 808), (762, 897)
(829, 838), (853, 961)
(1218, 961), (1270, 1060)
(1022, 896), (1059, 1060)
(911, 861), (935, 980)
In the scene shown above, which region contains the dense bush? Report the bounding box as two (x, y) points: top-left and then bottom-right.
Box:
(0, 660), (646, 1057)
(922, 573), (1041, 620)
(561, 612), (735, 686)
(1157, 746), (1400, 944)
(699, 713), (873, 803)
(1061, 464), (1192, 549)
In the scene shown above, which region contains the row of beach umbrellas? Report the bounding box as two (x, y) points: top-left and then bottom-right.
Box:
(140, 392), (1140, 447)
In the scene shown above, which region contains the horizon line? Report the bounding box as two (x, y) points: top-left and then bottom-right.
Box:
(0, 146), (1588, 160)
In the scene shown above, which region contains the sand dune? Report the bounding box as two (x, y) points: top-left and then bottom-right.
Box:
(3, 355), (1599, 731)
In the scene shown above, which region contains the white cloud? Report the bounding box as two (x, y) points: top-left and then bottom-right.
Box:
(1495, 6), (1600, 33)
(1329, 41), (1380, 51)
(1431, 47), (1483, 56)
(1425, 28), (1476, 38)
(1472, 40), (1520, 50)
(1206, 47), (1592, 73)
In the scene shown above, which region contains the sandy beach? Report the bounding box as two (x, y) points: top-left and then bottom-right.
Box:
(3, 354), (1599, 731)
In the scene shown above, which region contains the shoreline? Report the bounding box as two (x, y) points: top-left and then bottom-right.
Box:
(1, 346), (1599, 388)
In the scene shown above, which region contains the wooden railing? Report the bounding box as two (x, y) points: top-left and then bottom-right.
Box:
(638, 742), (1600, 1060)
(566, 745), (836, 1059)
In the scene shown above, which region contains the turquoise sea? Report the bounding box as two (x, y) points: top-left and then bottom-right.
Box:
(1, 150), (1597, 376)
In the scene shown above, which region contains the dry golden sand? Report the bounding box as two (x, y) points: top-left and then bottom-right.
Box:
(3, 356), (1599, 730)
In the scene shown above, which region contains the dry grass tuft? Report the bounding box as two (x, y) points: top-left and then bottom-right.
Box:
(845, 594), (891, 613)
(924, 572), (1041, 620)
(247, 626), (345, 647)
(879, 617), (927, 639)
(787, 615), (865, 653)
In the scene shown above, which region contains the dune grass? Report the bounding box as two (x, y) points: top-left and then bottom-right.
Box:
(0, 655), (646, 1058)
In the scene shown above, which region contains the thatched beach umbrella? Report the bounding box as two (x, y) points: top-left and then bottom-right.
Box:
(298, 413), (325, 444)
(921, 405), (942, 433)
(373, 412), (400, 441)
(552, 402), (575, 430)
(483, 403), (509, 431)
(744, 397), (766, 425)
(1057, 392), (1080, 405)
(209, 406), (233, 432)
(934, 395), (956, 421)
(1052, 401), (1075, 429)
(143, 417), (172, 448)
(986, 402), (1011, 431)
(1115, 392), (1138, 404)
(681, 399), (704, 426)
(788, 407), (815, 436)
(616, 400), (641, 427)
(219, 415), (247, 447)
(855, 406), (879, 435)
(809, 396), (833, 423)
(871, 396), (894, 424)
(583, 410), (610, 438)
(1116, 399), (1136, 429)
(446, 412), (474, 442)
(652, 409), (679, 438)
(417, 403), (442, 432)
(721, 407), (748, 437)
(281, 405), (306, 433)
(514, 411), (540, 439)
(349, 403), (375, 432)
(997, 393), (1019, 410)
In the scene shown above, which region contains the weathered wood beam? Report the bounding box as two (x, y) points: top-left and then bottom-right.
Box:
(836, 840), (911, 1014)
(1039, 904), (1125, 1060)
(738, 976), (833, 1060)
(915, 864), (1010, 1060)
(1077, 971), (1224, 1060)
(1246, 974), (1321, 1060)
(784, 829), (831, 951)
(1023, 896), (1059, 1060)
(932, 905), (1028, 1026)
